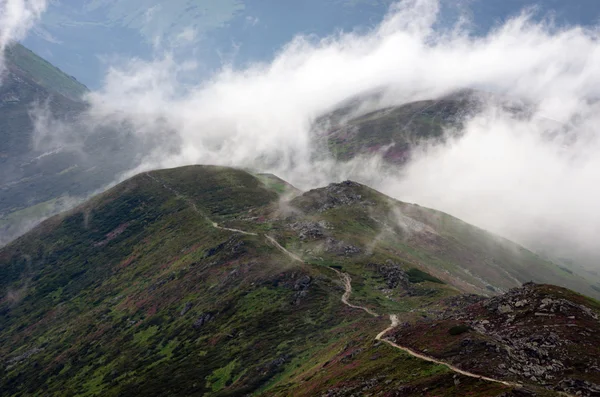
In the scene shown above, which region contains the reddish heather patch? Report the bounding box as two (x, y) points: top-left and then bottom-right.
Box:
(85, 324), (109, 342)
(52, 346), (77, 365)
(146, 304), (158, 317)
(160, 255), (182, 271)
(116, 255), (137, 270)
(116, 295), (137, 312)
(94, 222), (131, 247)
(135, 297), (150, 310)
(208, 334), (223, 346)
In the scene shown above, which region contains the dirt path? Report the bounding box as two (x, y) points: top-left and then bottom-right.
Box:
(331, 270), (379, 317)
(265, 235), (303, 262)
(375, 315), (518, 386)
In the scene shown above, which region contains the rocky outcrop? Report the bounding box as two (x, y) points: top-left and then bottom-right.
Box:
(325, 237), (361, 257)
(388, 283), (600, 396)
(180, 302), (193, 316)
(291, 181), (376, 213)
(292, 275), (312, 305)
(290, 221), (330, 240)
(204, 237), (245, 258)
(373, 261), (411, 290)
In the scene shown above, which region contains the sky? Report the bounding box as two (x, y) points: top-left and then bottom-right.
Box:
(4, 0), (600, 268)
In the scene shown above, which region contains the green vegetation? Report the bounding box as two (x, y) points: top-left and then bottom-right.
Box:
(407, 268), (445, 284)
(0, 166), (592, 396)
(6, 44), (88, 100)
(317, 93), (475, 163)
(206, 360), (238, 392)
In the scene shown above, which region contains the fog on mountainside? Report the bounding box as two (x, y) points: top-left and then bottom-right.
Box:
(2, 0), (600, 274)
(43, 0), (600, 271)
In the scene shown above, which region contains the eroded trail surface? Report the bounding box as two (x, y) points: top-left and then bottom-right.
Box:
(331, 269), (379, 317)
(265, 235), (303, 262)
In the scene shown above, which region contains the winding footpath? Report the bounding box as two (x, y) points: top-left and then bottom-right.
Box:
(330, 268), (379, 317)
(335, 270), (521, 388)
(146, 172), (569, 394)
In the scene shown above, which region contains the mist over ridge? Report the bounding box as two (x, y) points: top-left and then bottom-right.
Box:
(55, 0), (600, 269)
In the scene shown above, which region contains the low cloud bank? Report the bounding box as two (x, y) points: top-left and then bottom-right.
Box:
(31, 0), (600, 267)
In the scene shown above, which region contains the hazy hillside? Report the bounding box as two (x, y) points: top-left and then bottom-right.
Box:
(0, 44), (170, 247)
(1, 165), (598, 396)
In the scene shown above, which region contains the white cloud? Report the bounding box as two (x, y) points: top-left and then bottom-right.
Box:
(175, 26), (197, 45)
(51, 0), (600, 267)
(0, 0), (47, 68)
(245, 15), (259, 27)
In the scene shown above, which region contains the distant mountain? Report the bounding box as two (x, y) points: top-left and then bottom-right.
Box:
(1, 165), (599, 395)
(0, 44), (166, 246)
(313, 90), (486, 163)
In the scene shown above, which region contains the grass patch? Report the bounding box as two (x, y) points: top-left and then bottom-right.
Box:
(406, 268), (444, 284)
(206, 359), (238, 392)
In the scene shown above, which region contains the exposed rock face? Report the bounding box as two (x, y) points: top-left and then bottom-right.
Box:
(204, 237), (245, 258)
(291, 181), (376, 213)
(388, 283), (600, 396)
(6, 347), (43, 368)
(290, 221), (329, 240)
(374, 261), (410, 289)
(193, 313), (214, 329)
(180, 302), (193, 316)
(325, 237), (361, 257)
(292, 275), (312, 305)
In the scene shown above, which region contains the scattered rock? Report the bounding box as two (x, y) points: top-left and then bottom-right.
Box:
(558, 378), (600, 397)
(6, 347), (43, 368)
(180, 302), (193, 316)
(192, 313), (214, 329)
(292, 275), (312, 305)
(290, 221), (329, 240)
(325, 237), (361, 257)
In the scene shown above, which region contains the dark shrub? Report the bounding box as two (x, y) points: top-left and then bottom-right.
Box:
(448, 325), (470, 336)
(406, 268), (444, 284)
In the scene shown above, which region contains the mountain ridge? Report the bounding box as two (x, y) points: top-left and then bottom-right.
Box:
(2, 165), (599, 396)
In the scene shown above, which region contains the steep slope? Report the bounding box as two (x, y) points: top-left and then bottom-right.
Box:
(0, 44), (86, 165)
(4, 44), (88, 101)
(285, 181), (600, 300)
(1, 165), (597, 396)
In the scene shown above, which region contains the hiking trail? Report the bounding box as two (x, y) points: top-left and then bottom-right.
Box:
(146, 171), (568, 393)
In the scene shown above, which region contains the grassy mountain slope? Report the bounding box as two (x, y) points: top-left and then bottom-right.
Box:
(4, 44), (88, 101)
(1, 165), (596, 396)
